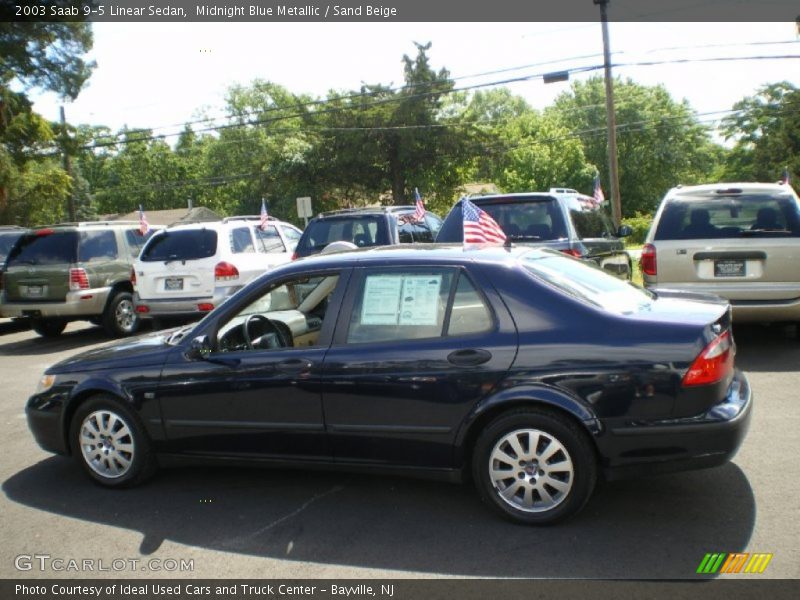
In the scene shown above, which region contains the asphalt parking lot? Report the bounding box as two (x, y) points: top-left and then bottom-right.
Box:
(0, 319), (798, 580)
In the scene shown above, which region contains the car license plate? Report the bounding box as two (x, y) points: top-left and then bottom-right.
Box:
(164, 277), (184, 291)
(714, 259), (745, 277)
(25, 285), (44, 298)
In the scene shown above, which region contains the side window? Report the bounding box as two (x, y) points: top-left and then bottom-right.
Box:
(398, 221), (414, 243)
(570, 207), (613, 239)
(254, 225), (286, 253)
(447, 274), (494, 336)
(216, 273), (341, 352)
(230, 227), (255, 254)
(282, 226), (302, 252)
(125, 229), (155, 258)
(346, 269), (456, 344)
(411, 221), (434, 243)
(425, 213), (443, 238)
(79, 230), (118, 262)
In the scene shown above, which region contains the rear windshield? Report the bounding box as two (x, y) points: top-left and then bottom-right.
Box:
(436, 197), (568, 242)
(655, 193), (800, 240)
(523, 252), (654, 314)
(141, 229), (218, 262)
(0, 232), (24, 263)
(296, 216), (389, 257)
(7, 231), (79, 265)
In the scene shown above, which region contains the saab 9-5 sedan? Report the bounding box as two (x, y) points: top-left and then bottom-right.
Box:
(26, 246), (751, 524)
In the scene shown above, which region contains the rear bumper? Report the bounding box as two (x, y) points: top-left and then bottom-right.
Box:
(599, 370), (752, 481)
(0, 288), (111, 319)
(133, 288), (240, 318)
(643, 282), (800, 321)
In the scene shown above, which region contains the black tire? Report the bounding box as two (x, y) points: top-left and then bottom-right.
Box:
(102, 291), (139, 337)
(68, 394), (157, 488)
(31, 318), (67, 338)
(472, 407), (597, 525)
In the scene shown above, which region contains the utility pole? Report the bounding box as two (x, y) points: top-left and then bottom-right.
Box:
(594, 0), (622, 227)
(60, 106), (76, 222)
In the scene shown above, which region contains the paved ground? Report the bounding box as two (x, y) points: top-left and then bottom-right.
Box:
(0, 319), (798, 580)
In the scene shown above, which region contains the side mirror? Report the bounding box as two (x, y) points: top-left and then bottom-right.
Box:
(186, 335), (212, 360)
(617, 224), (633, 238)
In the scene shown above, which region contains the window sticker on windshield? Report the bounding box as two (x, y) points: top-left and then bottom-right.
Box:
(361, 275), (404, 325)
(398, 275), (442, 325)
(361, 274), (443, 326)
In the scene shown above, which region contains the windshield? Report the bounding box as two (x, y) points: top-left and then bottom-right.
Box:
(655, 193), (800, 240)
(296, 216), (389, 256)
(523, 252), (654, 314)
(141, 229), (218, 262)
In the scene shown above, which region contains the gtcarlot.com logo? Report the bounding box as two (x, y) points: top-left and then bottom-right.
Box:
(15, 554), (194, 573)
(696, 552), (773, 575)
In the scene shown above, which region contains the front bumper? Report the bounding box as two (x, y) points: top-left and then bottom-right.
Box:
(599, 370), (752, 481)
(0, 288), (111, 319)
(133, 288), (239, 319)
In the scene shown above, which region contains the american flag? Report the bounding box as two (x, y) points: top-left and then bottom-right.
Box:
(413, 188), (426, 221)
(462, 198), (506, 245)
(593, 174), (605, 204)
(260, 198), (268, 230)
(138, 205), (149, 235)
(781, 167), (791, 185)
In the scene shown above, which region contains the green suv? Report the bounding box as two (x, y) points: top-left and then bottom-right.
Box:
(0, 222), (155, 337)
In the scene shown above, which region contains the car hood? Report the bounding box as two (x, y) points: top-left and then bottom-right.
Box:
(48, 329), (178, 374)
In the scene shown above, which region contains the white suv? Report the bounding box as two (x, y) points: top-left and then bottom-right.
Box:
(133, 216), (302, 324)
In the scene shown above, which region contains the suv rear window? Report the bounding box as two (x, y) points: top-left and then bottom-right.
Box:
(0, 232), (24, 263)
(437, 197), (568, 242)
(296, 216), (389, 256)
(141, 229), (218, 262)
(655, 193), (800, 240)
(7, 231), (79, 265)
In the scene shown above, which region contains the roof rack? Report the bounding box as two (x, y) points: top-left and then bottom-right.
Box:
(318, 205), (414, 217)
(221, 215), (279, 223)
(41, 221), (142, 228)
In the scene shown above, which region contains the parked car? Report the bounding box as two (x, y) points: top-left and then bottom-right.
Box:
(1, 222), (156, 337)
(435, 193), (632, 279)
(642, 182), (800, 324)
(26, 245), (751, 524)
(292, 206), (443, 259)
(133, 216), (302, 325)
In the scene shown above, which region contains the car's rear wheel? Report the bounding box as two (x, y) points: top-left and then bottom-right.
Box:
(473, 408), (597, 524)
(102, 291), (138, 337)
(31, 318), (67, 338)
(69, 395), (157, 488)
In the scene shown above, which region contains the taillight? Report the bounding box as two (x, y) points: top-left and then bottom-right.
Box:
(130, 268), (137, 287)
(135, 305), (149, 314)
(69, 268), (89, 291)
(214, 261), (239, 281)
(197, 303), (214, 312)
(560, 248), (582, 258)
(641, 243), (657, 276)
(682, 331), (734, 387)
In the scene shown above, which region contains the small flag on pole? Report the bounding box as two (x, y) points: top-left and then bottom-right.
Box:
(593, 174), (605, 204)
(138, 205), (149, 235)
(413, 188), (426, 221)
(260, 198), (268, 230)
(781, 167), (791, 185)
(462, 198), (506, 245)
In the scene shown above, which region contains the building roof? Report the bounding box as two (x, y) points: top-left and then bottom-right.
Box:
(106, 206), (222, 226)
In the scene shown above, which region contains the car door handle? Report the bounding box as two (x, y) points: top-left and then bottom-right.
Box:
(447, 349), (492, 367)
(275, 358), (313, 373)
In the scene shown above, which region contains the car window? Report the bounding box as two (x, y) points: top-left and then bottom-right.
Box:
(141, 229), (218, 262)
(447, 273), (494, 336)
(7, 231), (79, 266)
(567, 200), (615, 239)
(230, 227), (256, 254)
(281, 226), (302, 251)
(216, 274), (340, 353)
(125, 229), (156, 258)
(0, 232), (23, 263)
(254, 225), (286, 253)
(523, 252), (654, 315)
(437, 198), (567, 242)
(297, 216), (389, 255)
(398, 220), (414, 243)
(346, 269), (456, 344)
(424, 213), (443, 237)
(78, 230), (118, 261)
(654, 194), (800, 240)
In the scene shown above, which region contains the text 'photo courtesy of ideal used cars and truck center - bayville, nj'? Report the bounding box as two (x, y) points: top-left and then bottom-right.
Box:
(1, 2), (800, 599)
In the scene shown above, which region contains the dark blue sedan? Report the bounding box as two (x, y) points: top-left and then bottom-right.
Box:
(26, 246), (752, 524)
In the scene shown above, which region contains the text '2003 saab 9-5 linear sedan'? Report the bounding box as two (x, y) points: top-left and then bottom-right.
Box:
(26, 245), (751, 524)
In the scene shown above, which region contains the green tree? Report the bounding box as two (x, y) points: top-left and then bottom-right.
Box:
(553, 76), (721, 216)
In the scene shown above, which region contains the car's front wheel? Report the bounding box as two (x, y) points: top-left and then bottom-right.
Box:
(473, 408), (597, 524)
(69, 395), (157, 488)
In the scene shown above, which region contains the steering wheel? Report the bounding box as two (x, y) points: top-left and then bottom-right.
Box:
(243, 314), (281, 350)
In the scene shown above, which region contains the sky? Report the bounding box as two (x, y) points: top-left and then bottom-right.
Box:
(29, 21), (800, 142)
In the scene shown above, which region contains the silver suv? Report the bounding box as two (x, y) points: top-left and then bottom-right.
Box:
(642, 182), (800, 323)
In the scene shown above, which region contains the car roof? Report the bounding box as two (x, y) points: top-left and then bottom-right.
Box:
(668, 182), (797, 199)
